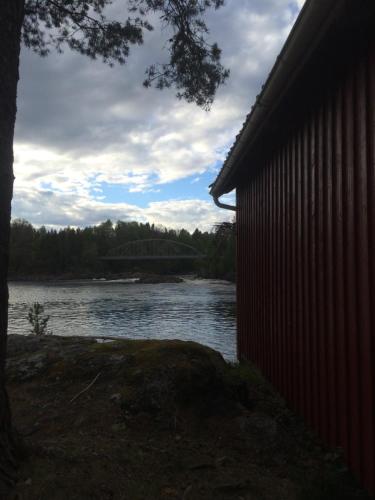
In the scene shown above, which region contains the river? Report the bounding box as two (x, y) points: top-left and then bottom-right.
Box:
(8, 278), (237, 360)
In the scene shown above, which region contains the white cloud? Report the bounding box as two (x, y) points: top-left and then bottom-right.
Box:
(13, 0), (303, 230)
(12, 185), (232, 232)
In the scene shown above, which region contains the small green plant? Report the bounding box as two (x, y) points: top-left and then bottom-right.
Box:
(27, 302), (51, 336)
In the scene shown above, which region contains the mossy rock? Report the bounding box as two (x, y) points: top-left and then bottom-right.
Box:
(92, 339), (244, 415)
(7, 335), (250, 416)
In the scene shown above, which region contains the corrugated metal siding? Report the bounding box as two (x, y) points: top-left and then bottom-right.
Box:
(236, 41), (375, 494)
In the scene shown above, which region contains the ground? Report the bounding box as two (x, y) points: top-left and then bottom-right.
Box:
(5, 335), (370, 500)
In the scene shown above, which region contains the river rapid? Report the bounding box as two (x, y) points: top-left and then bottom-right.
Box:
(8, 278), (237, 360)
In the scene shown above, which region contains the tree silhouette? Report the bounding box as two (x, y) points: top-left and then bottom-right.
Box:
(0, 0), (228, 494)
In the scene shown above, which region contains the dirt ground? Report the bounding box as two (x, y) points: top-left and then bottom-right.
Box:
(5, 335), (370, 500)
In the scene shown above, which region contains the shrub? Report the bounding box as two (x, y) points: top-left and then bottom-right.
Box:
(27, 302), (51, 336)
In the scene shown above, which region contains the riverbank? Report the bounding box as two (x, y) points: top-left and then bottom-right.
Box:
(6, 335), (368, 499)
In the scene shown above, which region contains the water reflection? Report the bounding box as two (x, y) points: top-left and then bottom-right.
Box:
(8, 279), (237, 360)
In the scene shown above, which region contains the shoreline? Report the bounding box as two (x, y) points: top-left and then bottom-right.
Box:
(8, 273), (235, 285)
(8, 272), (189, 284)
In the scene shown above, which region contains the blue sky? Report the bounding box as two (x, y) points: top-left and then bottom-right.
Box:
(12, 0), (304, 232)
(95, 169), (216, 207)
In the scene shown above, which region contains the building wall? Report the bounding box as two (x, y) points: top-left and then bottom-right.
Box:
(236, 40), (375, 494)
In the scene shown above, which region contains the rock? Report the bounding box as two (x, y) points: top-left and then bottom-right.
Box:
(137, 275), (184, 284)
(6, 351), (49, 380)
(7, 335), (247, 418)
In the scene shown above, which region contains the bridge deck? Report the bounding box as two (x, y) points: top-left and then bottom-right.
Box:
(101, 255), (206, 261)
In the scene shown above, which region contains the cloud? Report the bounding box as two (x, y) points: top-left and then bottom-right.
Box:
(13, 0), (303, 230)
(12, 185), (232, 232)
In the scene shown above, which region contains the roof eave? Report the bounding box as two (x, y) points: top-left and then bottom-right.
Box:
(210, 0), (345, 199)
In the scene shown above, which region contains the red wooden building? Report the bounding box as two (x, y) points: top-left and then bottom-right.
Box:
(210, 0), (375, 494)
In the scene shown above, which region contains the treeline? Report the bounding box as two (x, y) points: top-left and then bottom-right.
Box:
(9, 219), (235, 281)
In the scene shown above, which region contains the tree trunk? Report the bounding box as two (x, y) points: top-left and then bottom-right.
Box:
(0, 1), (25, 496)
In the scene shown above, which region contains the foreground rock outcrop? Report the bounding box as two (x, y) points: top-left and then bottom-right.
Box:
(6, 335), (369, 500)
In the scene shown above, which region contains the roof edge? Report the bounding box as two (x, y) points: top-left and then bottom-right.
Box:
(210, 0), (344, 198)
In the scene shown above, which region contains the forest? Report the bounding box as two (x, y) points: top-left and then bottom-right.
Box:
(9, 218), (235, 281)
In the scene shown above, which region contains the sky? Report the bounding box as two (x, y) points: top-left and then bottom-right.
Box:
(13, 0), (305, 233)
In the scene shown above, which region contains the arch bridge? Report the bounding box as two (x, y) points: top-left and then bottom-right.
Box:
(101, 239), (205, 261)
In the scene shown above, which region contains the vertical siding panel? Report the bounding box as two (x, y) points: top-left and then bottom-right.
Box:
(333, 86), (348, 453)
(244, 183), (247, 360)
(285, 141), (291, 401)
(271, 156), (278, 381)
(284, 143), (289, 397)
(283, 144), (289, 397)
(246, 182), (250, 360)
(310, 112), (320, 430)
(274, 153), (280, 390)
(289, 137), (295, 406)
(355, 56), (374, 486)
(280, 145), (286, 395)
(253, 176), (257, 362)
(244, 180), (247, 361)
(253, 177), (256, 362)
(324, 95), (336, 446)
(247, 181), (252, 361)
(259, 171), (262, 366)
(258, 172), (263, 365)
(244, 182), (248, 362)
(302, 121), (312, 425)
(240, 184), (245, 361)
(278, 151), (283, 391)
(236, 187), (241, 359)
(291, 137), (297, 406)
(275, 157), (280, 385)
(292, 135), (298, 408)
(317, 105), (329, 440)
(245, 183), (249, 360)
(291, 137), (296, 404)
(343, 71), (361, 477)
(267, 163), (272, 378)
(260, 170), (264, 367)
(268, 162), (273, 379)
(257, 172), (262, 365)
(366, 41), (375, 493)
(265, 165), (269, 374)
(296, 130), (303, 415)
(244, 181), (248, 361)
(244, 182), (248, 360)
(264, 167), (268, 371)
(245, 182), (248, 360)
(261, 168), (267, 372)
(239, 184), (243, 360)
(242, 182), (246, 361)
(241, 183), (246, 361)
(269, 162), (275, 381)
(253, 174), (261, 362)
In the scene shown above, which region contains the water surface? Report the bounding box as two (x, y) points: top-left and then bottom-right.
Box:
(8, 278), (237, 360)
